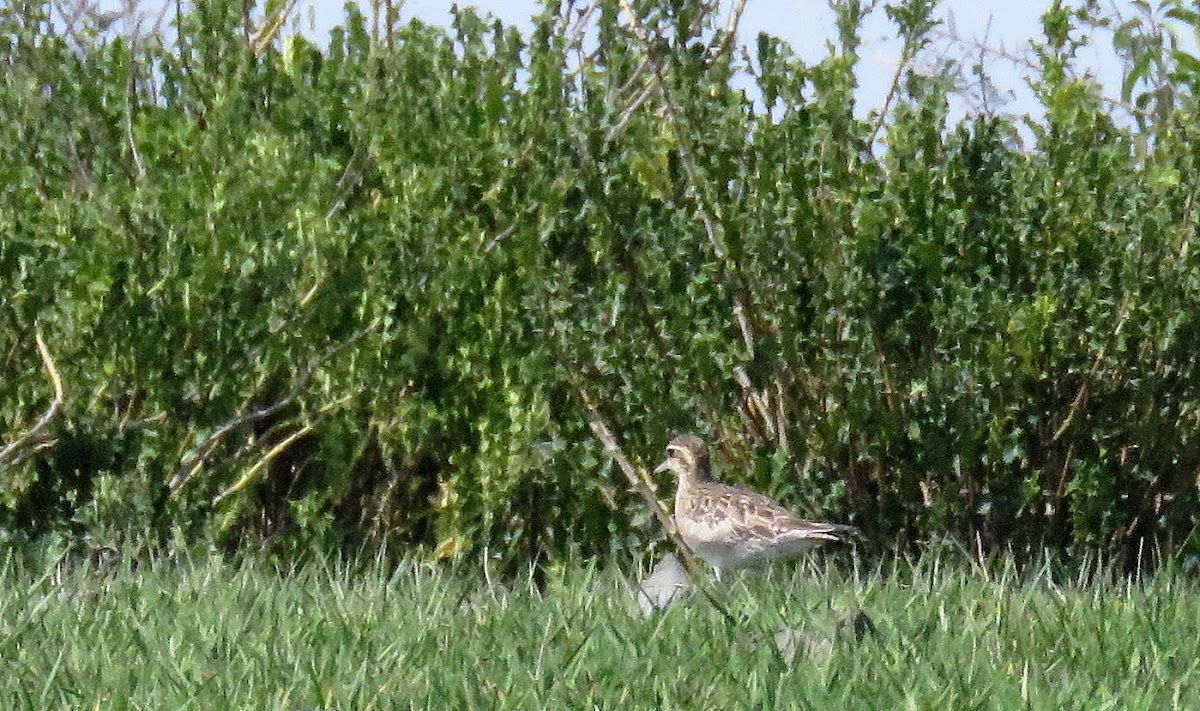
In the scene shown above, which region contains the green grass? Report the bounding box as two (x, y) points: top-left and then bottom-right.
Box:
(3, 548), (1199, 709)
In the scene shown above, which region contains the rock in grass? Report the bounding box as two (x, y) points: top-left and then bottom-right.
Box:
(771, 625), (833, 665)
(767, 609), (879, 665)
(636, 552), (693, 615)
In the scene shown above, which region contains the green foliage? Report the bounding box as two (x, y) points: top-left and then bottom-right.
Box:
(3, 551), (1200, 708)
(2, 0), (1200, 565)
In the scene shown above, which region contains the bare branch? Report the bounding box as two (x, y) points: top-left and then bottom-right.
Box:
(869, 13), (935, 149)
(0, 330), (66, 466)
(125, 71), (146, 182)
(250, 0), (300, 58)
(324, 148), (372, 221)
(1052, 314), (1121, 444)
(49, 0), (88, 52)
(603, 78), (659, 144)
(212, 422), (314, 505)
(733, 364), (777, 441)
(577, 387), (738, 623)
(168, 318), (379, 496)
(615, 56), (653, 97)
(6, 437), (60, 470)
(168, 384), (299, 495)
(713, 0), (748, 61)
(576, 387), (703, 577)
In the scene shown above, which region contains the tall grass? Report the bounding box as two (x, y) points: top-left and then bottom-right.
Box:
(2, 549), (1197, 709)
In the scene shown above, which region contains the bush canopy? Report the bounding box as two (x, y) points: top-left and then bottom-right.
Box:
(3, 0), (1200, 569)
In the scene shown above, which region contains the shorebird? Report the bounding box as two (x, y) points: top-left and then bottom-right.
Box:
(654, 434), (857, 580)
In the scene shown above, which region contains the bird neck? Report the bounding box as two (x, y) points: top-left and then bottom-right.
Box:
(674, 469), (702, 514)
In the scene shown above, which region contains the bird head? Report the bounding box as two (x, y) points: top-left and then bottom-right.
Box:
(653, 433), (713, 484)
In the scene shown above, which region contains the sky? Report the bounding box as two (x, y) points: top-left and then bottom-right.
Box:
(79, 0), (1189, 130)
(281, 0), (1152, 127)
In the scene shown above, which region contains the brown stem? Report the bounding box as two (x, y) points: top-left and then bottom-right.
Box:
(575, 387), (702, 575)
(168, 319), (378, 495)
(0, 330), (65, 467)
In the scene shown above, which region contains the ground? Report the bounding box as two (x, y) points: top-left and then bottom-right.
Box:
(3, 548), (1197, 708)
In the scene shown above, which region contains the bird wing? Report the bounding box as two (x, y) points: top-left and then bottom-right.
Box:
(712, 483), (857, 542)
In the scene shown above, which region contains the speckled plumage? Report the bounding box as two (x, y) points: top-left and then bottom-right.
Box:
(654, 434), (857, 579)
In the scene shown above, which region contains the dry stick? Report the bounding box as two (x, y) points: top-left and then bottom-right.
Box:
(1053, 440), (1076, 507)
(168, 319), (379, 495)
(212, 422), (314, 505)
(975, 529), (991, 583)
(576, 388), (687, 558)
(0, 330), (65, 467)
(250, 0), (299, 57)
(1051, 382), (1090, 444)
(577, 387), (737, 623)
(201, 410), (302, 483)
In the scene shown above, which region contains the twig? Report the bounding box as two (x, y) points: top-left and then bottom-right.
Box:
(1051, 383), (1089, 443)
(615, 56), (653, 97)
(733, 364), (776, 441)
(931, 24), (1153, 126)
(1053, 440), (1076, 505)
(603, 79), (658, 144)
(0, 330), (65, 467)
(168, 319), (378, 495)
(975, 529), (990, 582)
(577, 386), (739, 623)
(714, 0), (748, 61)
(168, 375), (309, 495)
(617, 0), (726, 256)
(576, 387), (701, 570)
(49, 0), (87, 51)
(212, 422), (314, 505)
(1052, 334), (1116, 443)
(324, 148), (370, 221)
(250, 0), (298, 58)
(125, 70), (146, 182)
(775, 378), (788, 452)
(868, 14), (932, 149)
(195, 391), (351, 488)
(484, 222), (518, 254)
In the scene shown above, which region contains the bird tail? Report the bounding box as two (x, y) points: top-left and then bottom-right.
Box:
(813, 522), (860, 541)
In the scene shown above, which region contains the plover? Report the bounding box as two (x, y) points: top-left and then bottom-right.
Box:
(654, 434), (857, 580)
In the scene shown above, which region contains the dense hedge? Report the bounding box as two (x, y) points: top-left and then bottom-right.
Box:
(3, 0), (1200, 567)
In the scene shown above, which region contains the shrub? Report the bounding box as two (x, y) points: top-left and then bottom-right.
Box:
(2, 0), (1199, 568)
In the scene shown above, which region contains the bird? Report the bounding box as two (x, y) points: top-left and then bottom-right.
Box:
(653, 433), (858, 581)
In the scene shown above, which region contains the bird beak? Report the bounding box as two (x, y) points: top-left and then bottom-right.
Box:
(653, 459), (671, 474)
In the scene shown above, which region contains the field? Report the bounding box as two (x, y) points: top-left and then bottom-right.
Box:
(3, 549), (1198, 710)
